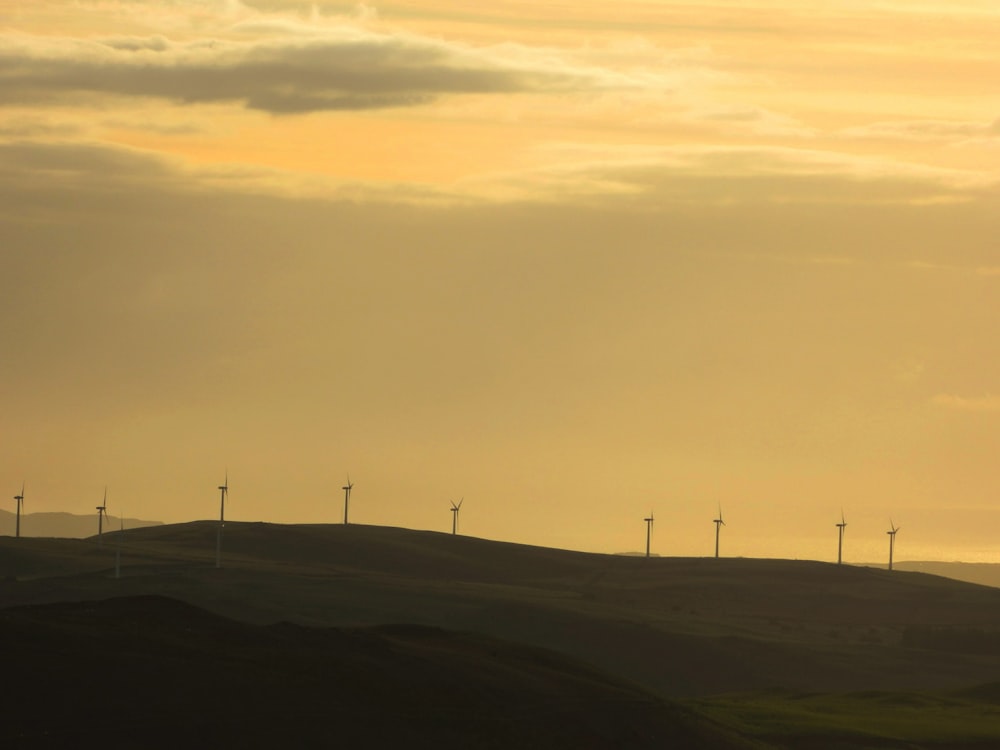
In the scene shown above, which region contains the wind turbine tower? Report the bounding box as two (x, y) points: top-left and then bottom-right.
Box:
(713, 505), (725, 559)
(887, 520), (900, 571)
(836, 511), (847, 565)
(643, 511), (654, 558)
(13, 483), (24, 538)
(342, 475), (354, 525)
(96, 488), (108, 546)
(450, 498), (463, 535)
(216, 472), (228, 569)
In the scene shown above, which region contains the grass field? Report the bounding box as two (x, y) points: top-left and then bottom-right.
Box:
(693, 688), (1000, 748)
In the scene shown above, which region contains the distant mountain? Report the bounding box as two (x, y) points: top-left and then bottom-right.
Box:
(0, 510), (161, 539)
(895, 561), (1000, 590)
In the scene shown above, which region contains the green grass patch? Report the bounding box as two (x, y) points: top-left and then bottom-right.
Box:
(689, 686), (1000, 746)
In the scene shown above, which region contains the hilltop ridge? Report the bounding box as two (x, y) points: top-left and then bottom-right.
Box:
(3, 521), (1000, 701)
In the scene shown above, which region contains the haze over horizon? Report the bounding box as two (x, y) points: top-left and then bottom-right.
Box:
(2, 1), (998, 564)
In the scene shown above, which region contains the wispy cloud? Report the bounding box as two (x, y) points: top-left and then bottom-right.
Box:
(463, 143), (997, 204)
(5, 136), (992, 212)
(932, 394), (1000, 413)
(843, 117), (1000, 143)
(0, 139), (454, 209)
(0, 116), (84, 138)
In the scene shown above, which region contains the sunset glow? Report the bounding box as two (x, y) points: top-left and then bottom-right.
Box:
(2, 1), (998, 562)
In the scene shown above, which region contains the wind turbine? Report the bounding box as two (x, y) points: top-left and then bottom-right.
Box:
(13, 483), (24, 538)
(887, 519), (900, 571)
(216, 472), (228, 569)
(643, 511), (654, 558)
(450, 498), (463, 535)
(342, 475), (354, 525)
(713, 505), (725, 559)
(96, 487), (108, 546)
(836, 510), (847, 565)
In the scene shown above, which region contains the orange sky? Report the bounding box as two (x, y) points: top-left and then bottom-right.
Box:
(1, 1), (998, 562)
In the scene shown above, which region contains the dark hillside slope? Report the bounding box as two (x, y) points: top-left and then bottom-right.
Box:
(4, 523), (1000, 698)
(0, 596), (761, 750)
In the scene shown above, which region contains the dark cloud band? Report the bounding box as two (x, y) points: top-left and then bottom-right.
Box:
(0, 32), (586, 113)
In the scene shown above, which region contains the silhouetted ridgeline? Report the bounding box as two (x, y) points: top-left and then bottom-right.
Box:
(6, 524), (1000, 747)
(0, 510), (161, 539)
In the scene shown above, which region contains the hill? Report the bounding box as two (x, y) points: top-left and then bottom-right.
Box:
(0, 595), (757, 750)
(0, 510), (161, 539)
(3, 521), (1000, 703)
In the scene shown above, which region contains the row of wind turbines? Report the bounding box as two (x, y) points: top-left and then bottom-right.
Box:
(7, 475), (359, 570)
(11, 478), (903, 570)
(641, 507), (903, 569)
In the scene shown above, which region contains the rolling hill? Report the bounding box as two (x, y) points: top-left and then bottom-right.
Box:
(0, 595), (757, 750)
(3, 522), (1000, 748)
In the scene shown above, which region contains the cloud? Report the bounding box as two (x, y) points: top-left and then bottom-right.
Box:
(843, 118), (1000, 143)
(464, 143), (997, 205)
(100, 117), (204, 135)
(4, 136), (995, 217)
(695, 106), (815, 138)
(0, 138), (455, 215)
(0, 116), (84, 138)
(931, 394), (1000, 413)
(0, 140), (175, 186)
(0, 28), (629, 113)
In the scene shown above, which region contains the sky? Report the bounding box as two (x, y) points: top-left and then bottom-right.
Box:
(1, 0), (998, 563)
